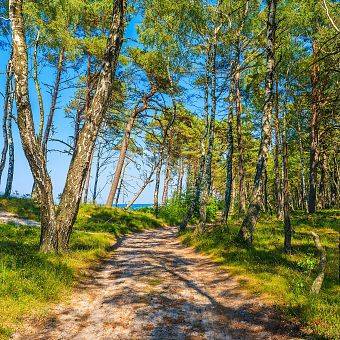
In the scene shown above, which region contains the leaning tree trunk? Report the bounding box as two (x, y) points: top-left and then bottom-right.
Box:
(106, 89), (156, 207)
(308, 40), (320, 214)
(10, 0), (126, 252)
(238, 0), (277, 245)
(125, 165), (156, 209)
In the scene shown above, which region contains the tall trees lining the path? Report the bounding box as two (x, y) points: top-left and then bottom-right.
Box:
(10, 0), (126, 252)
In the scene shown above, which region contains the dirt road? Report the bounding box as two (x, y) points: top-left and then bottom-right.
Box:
(14, 227), (299, 339)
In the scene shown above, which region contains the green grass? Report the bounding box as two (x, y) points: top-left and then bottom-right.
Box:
(180, 210), (340, 339)
(0, 199), (165, 339)
(0, 197), (40, 221)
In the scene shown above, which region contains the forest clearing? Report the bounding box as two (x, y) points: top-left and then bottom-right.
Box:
(0, 0), (339, 339)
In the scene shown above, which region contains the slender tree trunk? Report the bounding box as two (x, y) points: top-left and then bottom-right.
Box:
(10, 0), (58, 252)
(42, 47), (65, 154)
(235, 1), (249, 215)
(273, 76), (283, 217)
(181, 46), (210, 231)
(92, 143), (102, 204)
(308, 41), (320, 214)
(177, 159), (184, 196)
(153, 156), (162, 215)
(319, 152), (329, 209)
(126, 166), (156, 209)
(31, 46), (65, 200)
(33, 31), (45, 142)
(0, 59), (13, 185)
(235, 60), (246, 214)
(115, 162), (128, 206)
(162, 155), (171, 205)
(263, 166), (269, 212)
(224, 65), (235, 222)
(205, 39), (217, 196)
(106, 89), (156, 207)
(297, 118), (308, 211)
(10, 0), (126, 252)
(238, 0), (277, 245)
(82, 54), (93, 204)
(82, 150), (94, 204)
(282, 113), (291, 253)
(4, 84), (15, 197)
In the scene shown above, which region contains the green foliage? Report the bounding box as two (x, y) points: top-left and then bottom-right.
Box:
(158, 194), (189, 226)
(206, 197), (219, 223)
(0, 198), (40, 221)
(75, 204), (165, 235)
(180, 210), (340, 339)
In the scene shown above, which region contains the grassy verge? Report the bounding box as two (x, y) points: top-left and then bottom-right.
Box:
(180, 210), (339, 339)
(0, 199), (165, 339)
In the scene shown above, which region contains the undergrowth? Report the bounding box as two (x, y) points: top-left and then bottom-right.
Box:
(0, 199), (165, 339)
(180, 210), (340, 339)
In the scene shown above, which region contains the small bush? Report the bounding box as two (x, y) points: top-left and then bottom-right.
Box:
(158, 194), (189, 226)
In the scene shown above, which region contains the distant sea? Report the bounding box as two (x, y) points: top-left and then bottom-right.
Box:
(116, 203), (153, 210)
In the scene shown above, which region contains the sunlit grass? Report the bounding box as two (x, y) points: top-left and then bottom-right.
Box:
(0, 199), (165, 339)
(180, 210), (340, 339)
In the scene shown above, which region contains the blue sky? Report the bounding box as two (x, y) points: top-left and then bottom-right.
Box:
(0, 14), (170, 205)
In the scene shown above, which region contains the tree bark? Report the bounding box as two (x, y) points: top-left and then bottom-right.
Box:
(82, 54), (93, 204)
(235, 1), (249, 215)
(0, 58), (13, 185)
(33, 31), (45, 143)
(308, 41), (320, 214)
(161, 154), (171, 205)
(4, 82), (15, 198)
(297, 117), (308, 211)
(153, 156), (162, 215)
(273, 76), (283, 218)
(282, 113), (291, 253)
(176, 159), (184, 196)
(92, 143), (101, 204)
(235, 60), (246, 214)
(10, 0), (126, 252)
(10, 0), (58, 252)
(82, 150), (94, 204)
(238, 0), (277, 245)
(224, 65), (235, 222)
(205, 38), (217, 196)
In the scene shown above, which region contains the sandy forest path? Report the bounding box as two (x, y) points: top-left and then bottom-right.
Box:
(14, 227), (300, 340)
